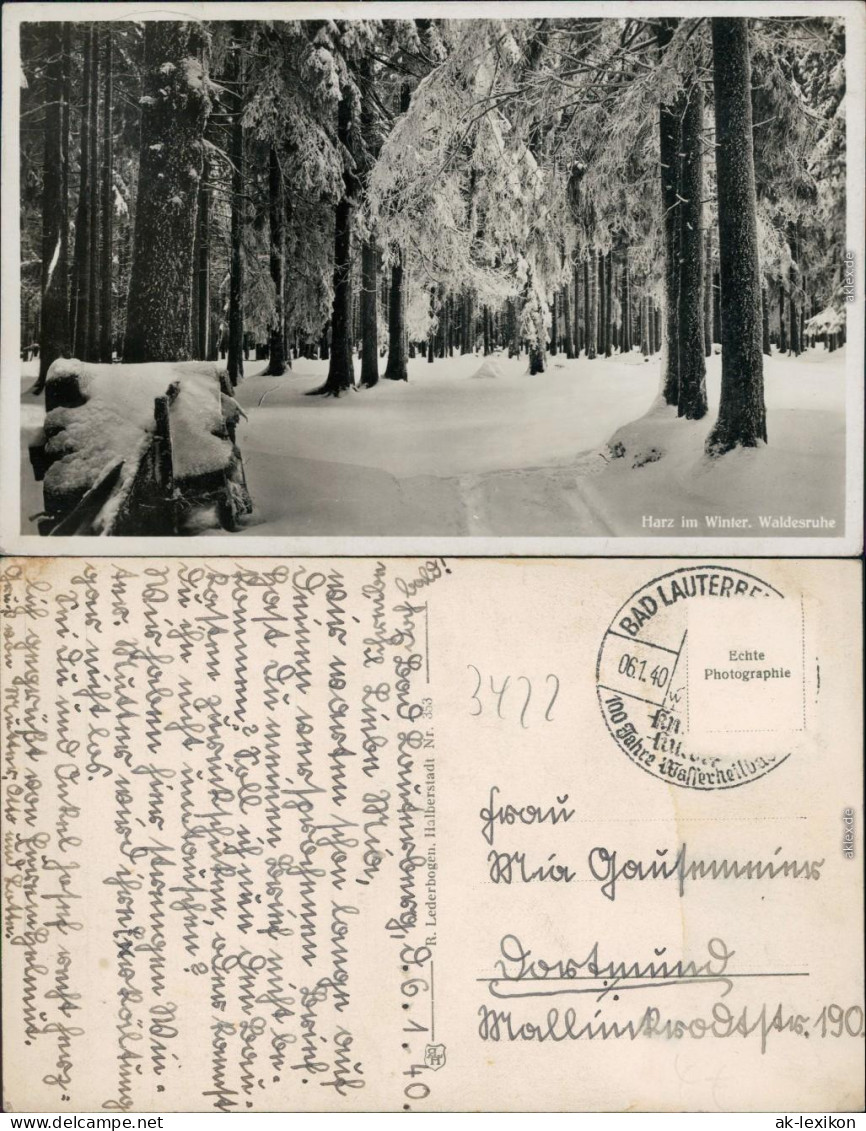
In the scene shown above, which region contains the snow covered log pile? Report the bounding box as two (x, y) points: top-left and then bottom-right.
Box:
(29, 360), (252, 535)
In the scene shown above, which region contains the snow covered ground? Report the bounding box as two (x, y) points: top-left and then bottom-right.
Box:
(18, 345), (847, 538)
(230, 350), (659, 536)
(585, 346), (847, 538)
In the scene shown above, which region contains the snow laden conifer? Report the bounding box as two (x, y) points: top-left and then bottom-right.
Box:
(242, 21), (345, 364)
(750, 17), (847, 352)
(369, 20), (561, 372)
(124, 22), (211, 362)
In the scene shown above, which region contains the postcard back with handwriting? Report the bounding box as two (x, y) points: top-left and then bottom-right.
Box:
(1, 557), (862, 1112)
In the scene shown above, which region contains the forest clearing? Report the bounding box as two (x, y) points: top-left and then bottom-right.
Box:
(14, 13), (850, 538)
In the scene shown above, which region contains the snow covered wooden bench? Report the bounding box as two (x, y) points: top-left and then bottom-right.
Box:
(29, 360), (252, 536)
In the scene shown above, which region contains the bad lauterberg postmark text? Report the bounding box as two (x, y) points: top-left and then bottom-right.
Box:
(596, 566), (807, 789)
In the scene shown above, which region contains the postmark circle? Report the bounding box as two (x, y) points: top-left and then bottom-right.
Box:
(596, 565), (797, 790)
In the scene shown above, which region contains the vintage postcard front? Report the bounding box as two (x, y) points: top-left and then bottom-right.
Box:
(1, 557), (862, 1112)
(1, 1), (864, 557)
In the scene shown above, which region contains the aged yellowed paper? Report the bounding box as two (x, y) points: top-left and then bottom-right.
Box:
(1, 557), (862, 1112)
(3, 1), (864, 557)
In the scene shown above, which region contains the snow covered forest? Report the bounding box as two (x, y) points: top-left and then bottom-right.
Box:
(18, 15), (849, 537)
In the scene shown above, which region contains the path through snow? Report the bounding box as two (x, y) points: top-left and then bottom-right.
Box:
(231, 351), (658, 536)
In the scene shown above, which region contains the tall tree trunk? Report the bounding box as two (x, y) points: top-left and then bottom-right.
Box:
(778, 280), (788, 354)
(651, 294), (660, 355)
(703, 230), (712, 358)
(788, 227), (800, 356)
(676, 75), (708, 419)
(316, 90), (356, 392)
(458, 289), (465, 353)
(99, 26), (113, 363)
(124, 23), (209, 362)
(353, 279), (361, 355)
(264, 147), (286, 376)
(443, 294), (449, 356)
(227, 33), (245, 386)
(706, 17), (766, 454)
(550, 293), (558, 356)
(122, 208), (134, 354)
(36, 22), (70, 391)
(443, 293), (450, 356)
(428, 286), (436, 362)
(282, 191), (292, 368)
(788, 284), (799, 355)
(604, 250), (613, 357)
(523, 270), (546, 374)
(587, 251), (597, 360)
(596, 253), (605, 355)
(468, 289), (476, 353)
(194, 154), (210, 360)
(563, 283), (574, 358)
(573, 260), (582, 356)
(621, 248), (631, 353)
(658, 17), (682, 405)
(59, 24), (72, 362)
(384, 249), (408, 381)
(86, 36), (100, 361)
(761, 282), (772, 356)
(71, 24), (93, 358)
(712, 268), (721, 342)
(596, 249), (605, 356)
(360, 238), (379, 386)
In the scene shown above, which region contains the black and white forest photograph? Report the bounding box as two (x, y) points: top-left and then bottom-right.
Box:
(8, 4), (860, 543)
